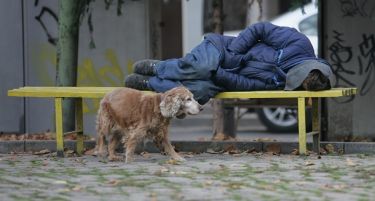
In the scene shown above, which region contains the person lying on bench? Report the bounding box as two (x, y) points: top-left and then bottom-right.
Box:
(125, 22), (336, 105)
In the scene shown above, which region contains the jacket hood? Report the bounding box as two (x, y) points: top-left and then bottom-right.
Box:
(284, 60), (336, 90)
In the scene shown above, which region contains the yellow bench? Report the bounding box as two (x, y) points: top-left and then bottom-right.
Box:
(8, 87), (357, 156)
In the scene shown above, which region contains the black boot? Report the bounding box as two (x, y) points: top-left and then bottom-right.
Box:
(124, 74), (152, 91)
(133, 59), (160, 76)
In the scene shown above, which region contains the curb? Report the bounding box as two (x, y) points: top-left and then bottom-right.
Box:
(0, 140), (374, 154)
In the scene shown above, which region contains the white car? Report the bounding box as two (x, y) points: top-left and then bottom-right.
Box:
(225, 3), (317, 132)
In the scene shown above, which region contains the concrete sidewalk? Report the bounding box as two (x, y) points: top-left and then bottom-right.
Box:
(0, 153), (374, 201)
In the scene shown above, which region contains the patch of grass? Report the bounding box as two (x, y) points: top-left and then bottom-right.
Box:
(45, 196), (69, 201)
(30, 159), (43, 167)
(85, 186), (101, 195)
(231, 193), (244, 201)
(309, 189), (323, 197)
(260, 194), (279, 201)
(191, 181), (204, 188)
(158, 178), (182, 191)
(356, 154), (370, 159)
(30, 190), (50, 200)
(318, 163), (344, 181)
(0, 177), (26, 187)
(134, 167), (148, 174)
(32, 172), (56, 179)
(63, 168), (78, 176)
(300, 169), (315, 181)
(6, 159), (17, 167)
(110, 168), (135, 177)
(268, 162), (287, 172)
(9, 194), (34, 201)
(224, 181), (248, 190)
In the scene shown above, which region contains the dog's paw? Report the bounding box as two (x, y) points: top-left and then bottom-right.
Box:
(108, 155), (124, 161)
(93, 151), (108, 158)
(173, 156), (186, 162)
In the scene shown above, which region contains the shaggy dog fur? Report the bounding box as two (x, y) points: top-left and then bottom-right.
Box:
(95, 86), (202, 163)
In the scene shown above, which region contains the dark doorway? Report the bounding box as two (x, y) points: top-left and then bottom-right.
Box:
(161, 0), (182, 59)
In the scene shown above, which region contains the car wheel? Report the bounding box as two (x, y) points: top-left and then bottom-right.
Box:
(256, 107), (311, 133)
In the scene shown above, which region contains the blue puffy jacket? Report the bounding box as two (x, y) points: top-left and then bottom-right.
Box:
(205, 22), (317, 90)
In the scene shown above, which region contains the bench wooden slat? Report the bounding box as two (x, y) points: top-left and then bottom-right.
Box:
(8, 87), (357, 99)
(215, 88), (357, 99)
(8, 87), (121, 98)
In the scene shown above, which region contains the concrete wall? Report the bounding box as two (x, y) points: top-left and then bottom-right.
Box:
(1, 0), (157, 135)
(0, 0), (25, 133)
(322, 0), (375, 139)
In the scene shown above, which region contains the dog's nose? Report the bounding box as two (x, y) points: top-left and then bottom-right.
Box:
(199, 105), (204, 111)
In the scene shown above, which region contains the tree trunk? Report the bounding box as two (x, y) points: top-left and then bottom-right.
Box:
(56, 0), (85, 133)
(211, 0), (236, 140)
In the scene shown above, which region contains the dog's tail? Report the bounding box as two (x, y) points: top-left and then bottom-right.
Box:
(95, 98), (115, 155)
(96, 98), (115, 134)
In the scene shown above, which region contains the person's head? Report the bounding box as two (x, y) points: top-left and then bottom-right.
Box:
(284, 60), (336, 91)
(301, 70), (331, 91)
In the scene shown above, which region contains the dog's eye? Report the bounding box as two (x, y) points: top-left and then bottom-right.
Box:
(186, 97), (192, 101)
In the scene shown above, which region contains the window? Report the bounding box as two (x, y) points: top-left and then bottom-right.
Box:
(298, 14), (317, 35)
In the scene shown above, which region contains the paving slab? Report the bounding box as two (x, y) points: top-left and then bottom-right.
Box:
(0, 152), (374, 201)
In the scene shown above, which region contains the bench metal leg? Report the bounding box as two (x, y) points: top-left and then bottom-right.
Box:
(312, 98), (320, 154)
(76, 98), (84, 156)
(298, 97), (307, 155)
(55, 98), (64, 157)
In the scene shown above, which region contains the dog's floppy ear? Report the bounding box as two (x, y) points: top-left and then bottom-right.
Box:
(160, 92), (182, 118)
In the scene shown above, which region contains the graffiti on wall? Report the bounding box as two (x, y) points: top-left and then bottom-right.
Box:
(36, 45), (133, 114)
(329, 30), (375, 103)
(327, 0), (375, 103)
(358, 33), (375, 96)
(33, 1), (134, 114)
(34, 0), (58, 46)
(339, 0), (375, 18)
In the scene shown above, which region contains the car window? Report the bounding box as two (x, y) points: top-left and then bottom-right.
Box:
(298, 14), (317, 35)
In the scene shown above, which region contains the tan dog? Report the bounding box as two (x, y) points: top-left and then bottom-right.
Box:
(95, 86), (202, 163)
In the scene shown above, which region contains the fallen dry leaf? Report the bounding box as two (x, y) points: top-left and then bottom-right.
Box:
(57, 188), (71, 193)
(107, 179), (121, 186)
(265, 143), (281, 155)
(245, 148), (257, 154)
(304, 160), (315, 166)
(0, 132), (94, 141)
(254, 138), (277, 142)
(54, 180), (68, 185)
(224, 144), (241, 155)
(322, 184), (347, 191)
(212, 133), (236, 141)
(154, 167), (169, 176)
(206, 148), (225, 154)
(181, 152), (195, 158)
(149, 192), (158, 201)
(204, 180), (214, 187)
(140, 151), (151, 158)
(319, 147), (327, 155)
(33, 149), (50, 155)
(291, 149), (299, 155)
(84, 148), (96, 155)
(65, 150), (75, 154)
(325, 144), (335, 154)
(72, 185), (83, 191)
(346, 158), (357, 166)
(165, 159), (180, 165)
